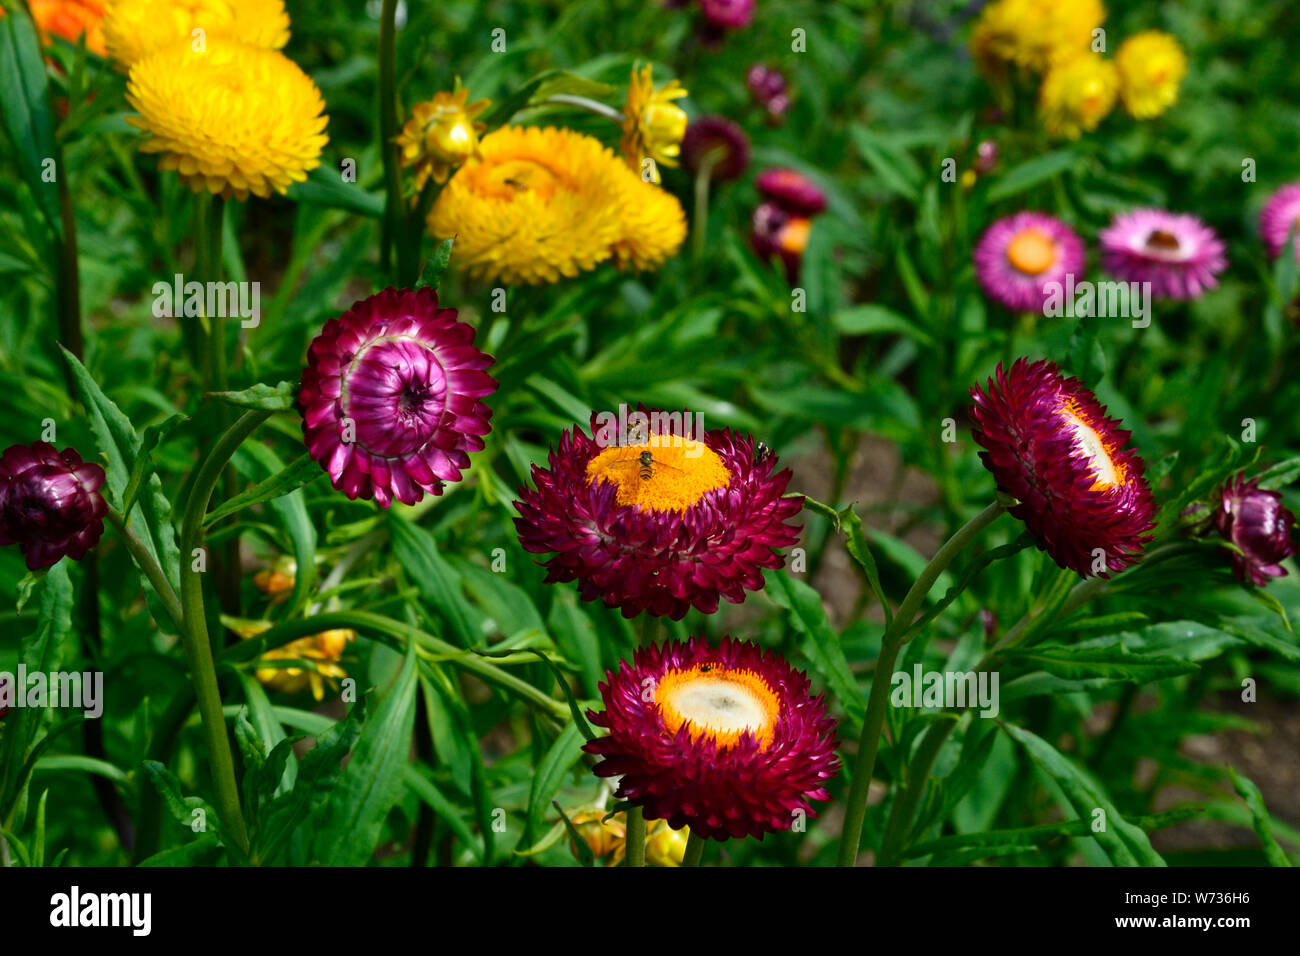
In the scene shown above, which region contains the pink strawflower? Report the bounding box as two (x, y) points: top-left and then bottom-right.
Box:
(1258, 182), (1300, 262)
(299, 287), (497, 508)
(1099, 208), (1227, 301)
(973, 211), (1086, 312)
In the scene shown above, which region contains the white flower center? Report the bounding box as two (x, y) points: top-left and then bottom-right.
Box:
(663, 676), (771, 738)
(1063, 411), (1118, 489)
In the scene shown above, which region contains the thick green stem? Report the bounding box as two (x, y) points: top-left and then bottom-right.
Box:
(379, 0), (416, 284)
(682, 830), (707, 867)
(837, 499), (1005, 866)
(625, 806), (646, 867)
(178, 409), (270, 854)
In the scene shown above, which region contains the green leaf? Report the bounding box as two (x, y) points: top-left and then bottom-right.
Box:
(136, 837), (225, 866)
(284, 164), (384, 217)
(839, 505), (894, 631)
(404, 768), (482, 860)
(1227, 769), (1291, 866)
(233, 443), (317, 617)
(209, 380), (297, 411)
(526, 721), (587, 844)
(315, 641), (419, 866)
(1003, 642), (1199, 683)
(987, 150), (1079, 202)
(142, 761), (226, 850)
(0, 10), (61, 231)
(1001, 723), (1165, 866)
(416, 238), (455, 290)
(765, 570), (864, 726)
(204, 453), (322, 527)
(58, 348), (182, 610)
(1255, 456), (1300, 491)
(831, 304), (933, 345)
(850, 127), (922, 202)
(390, 514), (481, 646)
(120, 414), (186, 519)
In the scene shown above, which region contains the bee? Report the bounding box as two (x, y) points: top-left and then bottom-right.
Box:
(606, 451), (681, 482)
(700, 664), (713, 673)
(754, 441), (773, 465)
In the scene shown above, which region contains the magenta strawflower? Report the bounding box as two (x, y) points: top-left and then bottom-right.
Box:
(0, 442), (107, 571)
(513, 410), (802, 619)
(681, 116), (750, 182)
(585, 636), (839, 840)
(970, 359), (1156, 577)
(973, 211), (1085, 313)
(299, 287), (497, 508)
(756, 167), (827, 217)
(1258, 183), (1300, 262)
(1099, 208), (1227, 301)
(700, 0), (754, 30)
(1214, 474), (1296, 587)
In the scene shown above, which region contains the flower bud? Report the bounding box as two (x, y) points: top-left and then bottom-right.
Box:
(0, 442), (107, 571)
(1214, 475), (1297, 587)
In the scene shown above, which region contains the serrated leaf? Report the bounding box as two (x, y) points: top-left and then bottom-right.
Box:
(204, 453), (321, 527)
(1001, 723), (1165, 866)
(765, 569), (864, 726)
(1228, 768), (1291, 866)
(416, 238), (454, 290)
(1004, 642), (1199, 683)
(209, 380), (297, 411)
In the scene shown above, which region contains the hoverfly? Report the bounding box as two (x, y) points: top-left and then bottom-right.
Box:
(754, 441), (773, 465)
(699, 664), (713, 673)
(605, 450), (681, 482)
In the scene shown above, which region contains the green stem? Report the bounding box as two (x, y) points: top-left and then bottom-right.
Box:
(178, 409), (270, 854)
(55, 155), (83, 389)
(220, 609), (569, 721)
(682, 830), (707, 867)
(379, 0), (415, 284)
(837, 499), (1006, 866)
(625, 806), (646, 867)
(104, 507), (183, 631)
(691, 153), (718, 262)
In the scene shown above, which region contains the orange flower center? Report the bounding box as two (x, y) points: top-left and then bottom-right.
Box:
(778, 218), (812, 255)
(585, 436), (730, 512)
(1059, 399), (1124, 490)
(1006, 228), (1056, 275)
(480, 158), (561, 201)
(654, 665), (780, 750)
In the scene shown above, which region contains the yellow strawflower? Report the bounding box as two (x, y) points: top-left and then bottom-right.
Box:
(126, 39), (328, 200)
(971, 0), (1106, 74)
(1115, 31), (1186, 119)
(620, 63), (688, 181)
(397, 87), (490, 190)
(1039, 52), (1118, 139)
(428, 125), (685, 285)
(104, 0), (289, 70)
(232, 619), (356, 701)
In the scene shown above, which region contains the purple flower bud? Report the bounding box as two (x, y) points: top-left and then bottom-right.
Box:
(700, 0), (755, 30)
(974, 139), (999, 175)
(0, 442), (107, 571)
(1214, 475), (1297, 587)
(756, 167), (827, 217)
(681, 116), (750, 182)
(746, 64), (789, 119)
